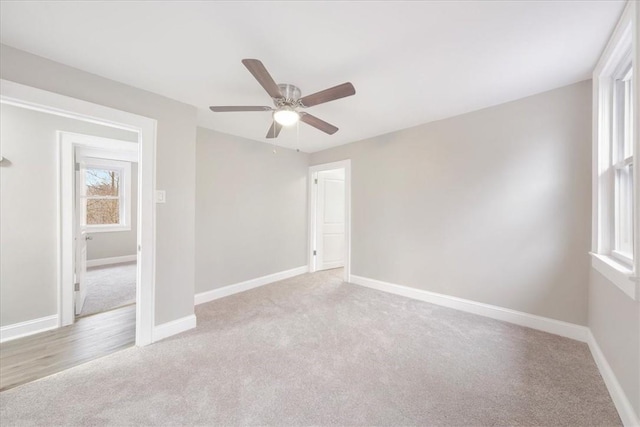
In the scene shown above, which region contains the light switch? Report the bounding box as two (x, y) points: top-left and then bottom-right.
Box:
(155, 190), (166, 204)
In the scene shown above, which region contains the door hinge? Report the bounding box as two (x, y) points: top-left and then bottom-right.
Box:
(314, 178), (318, 184)
(313, 250), (317, 256)
(74, 282), (80, 291)
(75, 163), (80, 172)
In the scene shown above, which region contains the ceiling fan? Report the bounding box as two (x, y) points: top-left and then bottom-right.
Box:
(210, 59), (356, 139)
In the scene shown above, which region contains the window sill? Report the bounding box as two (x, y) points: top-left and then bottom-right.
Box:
(590, 252), (638, 301)
(86, 225), (131, 234)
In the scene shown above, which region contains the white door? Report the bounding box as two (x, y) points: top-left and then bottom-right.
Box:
(74, 161), (88, 315)
(315, 169), (345, 270)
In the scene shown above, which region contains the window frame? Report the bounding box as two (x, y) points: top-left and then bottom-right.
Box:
(591, 2), (639, 301)
(79, 158), (132, 233)
(611, 62), (634, 266)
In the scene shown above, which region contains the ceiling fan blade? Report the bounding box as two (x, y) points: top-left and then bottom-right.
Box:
(209, 106), (272, 112)
(300, 113), (339, 135)
(266, 121), (283, 139)
(242, 59), (283, 99)
(299, 82), (355, 108)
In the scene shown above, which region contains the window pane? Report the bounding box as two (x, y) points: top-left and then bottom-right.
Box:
(86, 169), (120, 197)
(623, 77), (633, 158)
(86, 199), (120, 225)
(615, 163), (634, 257)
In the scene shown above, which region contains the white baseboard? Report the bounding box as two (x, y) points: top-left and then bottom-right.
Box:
(587, 331), (640, 427)
(195, 265), (309, 305)
(87, 254), (137, 268)
(349, 275), (589, 342)
(0, 314), (59, 343)
(152, 314), (197, 343)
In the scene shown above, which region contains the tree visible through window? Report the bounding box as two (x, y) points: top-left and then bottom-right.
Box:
(85, 168), (121, 225)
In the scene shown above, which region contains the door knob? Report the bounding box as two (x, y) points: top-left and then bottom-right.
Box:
(85, 236), (93, 241)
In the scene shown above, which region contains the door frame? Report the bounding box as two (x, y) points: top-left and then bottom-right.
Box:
(0, 79), (157, 346)
(308, 160), (351, 282)
(61, 132), (138, 321)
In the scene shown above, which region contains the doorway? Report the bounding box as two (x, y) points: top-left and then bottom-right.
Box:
(308, 160), (351, 282)
(67, 134), (139, 319)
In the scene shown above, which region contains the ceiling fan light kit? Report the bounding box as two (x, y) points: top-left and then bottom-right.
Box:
(273, 106), (300, 127)
(210, 59), (355, 139)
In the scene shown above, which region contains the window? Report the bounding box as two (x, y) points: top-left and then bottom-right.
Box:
(85, 168), (122, 225)
(612, 64), (634, 265)
(80, 159), (131, 232)
(591, 3), (637, 301)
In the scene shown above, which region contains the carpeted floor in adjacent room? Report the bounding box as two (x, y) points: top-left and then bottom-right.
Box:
(80, 261), (137, 317)
(0, 268), (620, 426)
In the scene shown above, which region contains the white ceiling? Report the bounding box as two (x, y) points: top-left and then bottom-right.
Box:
(0, 1), (625, 153)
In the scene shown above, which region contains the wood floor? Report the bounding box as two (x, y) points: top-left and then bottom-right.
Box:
(0, 305), (135, 392)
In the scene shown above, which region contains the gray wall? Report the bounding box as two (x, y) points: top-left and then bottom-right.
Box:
(1, 44), (197, 326)
(588, 269), (640, 416)
(0, 104), (138, 326)
(195, 127), (309, 293)
(311, 80), (592, 325)
(87, 162), (138, 261)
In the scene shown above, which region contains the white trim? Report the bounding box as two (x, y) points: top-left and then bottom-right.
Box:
(85, 225), (131, 233)
(308, 160), (352, 282)
(0, 79), (157, 347)
(195, 266), (308, 305)
(590, 252), (639, 300)
(587, 330), (640, 427)
(152, 314), (196, 343)
(350, 275), (589, 342)
(0, 315), (59, 343)
(86, 255), (138, 268)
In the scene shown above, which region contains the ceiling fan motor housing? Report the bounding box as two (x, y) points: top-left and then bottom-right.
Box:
(277, 84), (301, 102)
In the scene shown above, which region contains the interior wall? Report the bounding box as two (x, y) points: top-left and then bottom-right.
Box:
(87, 162), (139, 261)
(1, 44), (198, 326)
(0, 103), (138, 327)
(589, 269), (640, 416)
(195, 127), (309, 293)
(311, 80), (592, 325)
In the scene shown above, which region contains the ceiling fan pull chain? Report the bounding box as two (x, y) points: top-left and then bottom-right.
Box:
(272, 125), (277, 154)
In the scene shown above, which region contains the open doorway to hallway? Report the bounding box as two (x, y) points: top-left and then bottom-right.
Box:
(0, 104), (140, 390)
(0, 78), (157, 389)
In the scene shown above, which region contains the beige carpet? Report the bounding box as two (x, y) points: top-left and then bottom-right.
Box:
(80, 261), (137, 317)
(0, 268), (620, 426)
